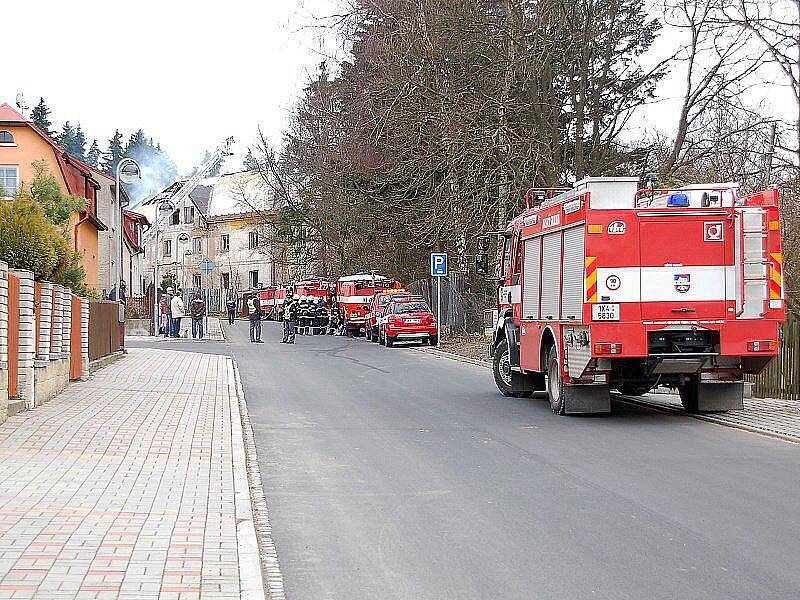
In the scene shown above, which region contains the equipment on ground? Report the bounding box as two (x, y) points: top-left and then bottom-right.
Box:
(477, 176), (785, 415)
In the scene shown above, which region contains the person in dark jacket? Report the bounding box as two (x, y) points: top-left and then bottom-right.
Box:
(190, 293), (206, 339)
(281, 295), (298, 343)
(226, 293), (238, 325)
(248, 294), (263, 343)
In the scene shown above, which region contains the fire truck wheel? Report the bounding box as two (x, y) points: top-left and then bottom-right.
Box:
(678, 379), (700, 413)
(386, 335), (395, 347)
(492, 339), (528, 398)
(547, 347), (565, 415)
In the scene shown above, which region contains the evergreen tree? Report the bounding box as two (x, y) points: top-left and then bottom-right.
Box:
(243, 148), (259, 171)
(102, 130), (124, 175)
(86, 140), (101, 169)
(58, 122), (77, 154)
(124, 129), (149, 157)
(30, 97), (53, 136)
(73, 124), (87, 161)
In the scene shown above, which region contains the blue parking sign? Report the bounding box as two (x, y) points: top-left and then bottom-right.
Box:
(431, 253), (448, 277)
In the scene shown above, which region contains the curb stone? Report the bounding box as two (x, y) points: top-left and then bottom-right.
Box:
(232, 359), (287, 600)
(413, 344), (799, 445)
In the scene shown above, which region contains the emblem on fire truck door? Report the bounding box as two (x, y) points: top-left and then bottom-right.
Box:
(608, 220), (626, 234)
(674, 273), (691, 293)
(704, 222), (724, 241)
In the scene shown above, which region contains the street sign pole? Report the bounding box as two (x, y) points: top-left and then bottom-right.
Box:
(199, 257), (215, 339)
(430, 253), (448, 348)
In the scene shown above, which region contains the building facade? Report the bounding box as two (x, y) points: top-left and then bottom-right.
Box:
(140, 171), (286, 297)
(0, 102), (106, 291)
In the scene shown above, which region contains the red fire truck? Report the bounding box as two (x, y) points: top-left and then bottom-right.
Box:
(258, 286), (287, 320)
(336, 272), (401, 336)
(294, 277), (335, 308)
(475, 177), (785, 415)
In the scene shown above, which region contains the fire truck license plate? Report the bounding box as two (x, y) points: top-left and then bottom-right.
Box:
(592, 304), (620, 321)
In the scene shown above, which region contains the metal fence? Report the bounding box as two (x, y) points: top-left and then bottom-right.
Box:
(747, 317), (800, 400)
(183, 288), (224, 314)
(126, 295), (152, 319)
(408, 272), (492, 335)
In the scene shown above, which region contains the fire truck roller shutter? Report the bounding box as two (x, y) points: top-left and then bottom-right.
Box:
(522, 237), (541, 320)
(540, 232), (562, 320)
(561, 226), (585, 320)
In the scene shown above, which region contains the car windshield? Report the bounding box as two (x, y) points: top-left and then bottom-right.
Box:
(379, 294), (408, 307)
(395, 301), (429, 314)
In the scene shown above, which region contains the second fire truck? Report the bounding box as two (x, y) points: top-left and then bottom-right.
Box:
(476, 177), (784, 415)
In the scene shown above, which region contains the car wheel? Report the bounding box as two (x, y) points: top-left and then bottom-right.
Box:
(386, 335), (395, 347)
(429, 334), (438, 346)
(547, 346), (565, 414)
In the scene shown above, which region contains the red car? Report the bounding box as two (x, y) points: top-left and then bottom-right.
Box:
(379, 298), (438, 347)
(365, 289), (410, 342)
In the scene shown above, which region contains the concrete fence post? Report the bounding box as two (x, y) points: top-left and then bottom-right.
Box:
(81, 298), (89, 380)
(11, 270), (35, 409)
(38, 282), (53, 362)
(61, 288), (72, 359)
(51, 286), (63, 361)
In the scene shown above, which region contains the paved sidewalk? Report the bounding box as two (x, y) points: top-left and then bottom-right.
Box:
(127, 317), (225, 343)
(625, 392), (800, 443)
(0, 348), (264, 599)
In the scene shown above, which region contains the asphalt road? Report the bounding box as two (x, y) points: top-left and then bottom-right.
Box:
(136, 323), (800, 599)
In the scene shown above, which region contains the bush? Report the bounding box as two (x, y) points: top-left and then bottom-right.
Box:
(0, 197), (61, 278)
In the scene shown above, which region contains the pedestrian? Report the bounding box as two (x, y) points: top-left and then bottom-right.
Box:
(119, 280), (127, 304)
(226, 292), (238, 325)
(164, 287), (174, 337)
(281, 294), (298, 344)
(247, 294), (264, 343)
(170, 290), (185, 338)
(190, 293), (206, 339)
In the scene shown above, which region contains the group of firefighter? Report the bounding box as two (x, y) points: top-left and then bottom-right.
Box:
(238, 290), (343, 344)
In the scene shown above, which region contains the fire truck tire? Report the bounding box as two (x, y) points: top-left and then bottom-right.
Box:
(386, 336), (395, 347)
(492, 339), (529, 398)
(547, 347), (565, 414)
(678, 381), (700, 413)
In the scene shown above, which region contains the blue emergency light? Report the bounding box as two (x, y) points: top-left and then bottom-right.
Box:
(667, 193), (689, 207)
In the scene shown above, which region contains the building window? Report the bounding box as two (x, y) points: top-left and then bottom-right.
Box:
(249, 270), (259, 289)
(171, 210), (180, 226)
(193, 237), (202, 254)
(248, 231), (258, 250)
(221, 272), (230, 290)
(162, 239), (172, 257)
(193, 274), (202, 289)
(184, 206), (195, 224)
(220, 234), (230, 252)
(0, 165), (19, 199)
(0, 131), (14, 145)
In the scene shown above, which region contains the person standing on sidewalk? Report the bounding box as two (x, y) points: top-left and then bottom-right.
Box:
(190, 293), (206, 339)
(226, 292), (238, 325)
(171, 290), (185, 338)
(248, 294), (264, 343)
(164, 287), (174, 337)
(281, 294), (298, 344)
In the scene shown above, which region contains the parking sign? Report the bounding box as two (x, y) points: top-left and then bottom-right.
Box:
(431, 253), (448, 277)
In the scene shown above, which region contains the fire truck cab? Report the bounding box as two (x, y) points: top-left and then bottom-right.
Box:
(336, 272), (401, 336)
(476, 177), (784, 415)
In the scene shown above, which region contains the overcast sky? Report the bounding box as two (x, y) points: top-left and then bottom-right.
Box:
(2, 1), (794, 177)
(2, 0), (341, 174)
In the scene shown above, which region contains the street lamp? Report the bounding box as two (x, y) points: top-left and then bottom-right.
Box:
(115, 158), (141, 299)
(152, 199), (176, 335)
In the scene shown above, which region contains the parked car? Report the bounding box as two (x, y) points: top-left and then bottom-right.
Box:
(365, 289), (410, 342)
(379, 298), (438, 347)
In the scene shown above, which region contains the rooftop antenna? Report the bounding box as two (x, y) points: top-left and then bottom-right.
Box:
(15, 93), (29, 117)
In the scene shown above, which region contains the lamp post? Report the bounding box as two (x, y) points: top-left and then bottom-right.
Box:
(152, 200), (176, 336)
(115, 159), (141, 299)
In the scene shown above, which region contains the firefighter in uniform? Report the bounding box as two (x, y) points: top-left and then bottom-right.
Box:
(281, 294), (298, 343)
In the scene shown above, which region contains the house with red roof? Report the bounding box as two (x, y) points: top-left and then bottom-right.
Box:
(0, 102), (106, 291)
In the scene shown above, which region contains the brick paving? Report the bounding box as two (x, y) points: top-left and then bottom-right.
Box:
(0, 348), (264, 599)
